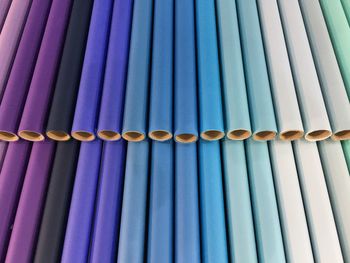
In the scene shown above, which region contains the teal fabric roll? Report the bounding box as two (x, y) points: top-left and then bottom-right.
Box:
(342, 140), (350, 171)
(199, 140), (228, 263)
(222, 140), (257, 262)
(245, 139), (286, 262)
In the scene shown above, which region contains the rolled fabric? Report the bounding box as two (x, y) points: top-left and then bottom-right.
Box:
(216, 0), (251, 140)
(175, 143), (200, 263)
(199, 140), (228, 263)
(342, 0), (350, 23)
(195, 0), (224, 141)
(257, 0), (303, 140)
(0, 141), (31, 261)
(5, 141), (55, 263)
(97, 0), (134, 141)
(0, 142), (8, 171)
(17, 0), (73, 141)
(117, 141), (150, 263)
(221, 140), (257, 262)
(293, 140), (343, 262)
(245, 139), (285, 262)
(0, 0), (31, 99)
(71, 0), (114, 142)
(148, 0), (173, 141)
(33, 140), (80, 263)
(299, 0), (350, 141)
(236, 0), (277, 140)
(342, 140), (350, 170)
(318, 141), (350, 262)
(90, 140), (126, 263)
(0, 0), (12, 32)
(269, 140), (313, 262)
(174, 0), (198, 143)
(0, 0), (52, 142)
(45, 0), (94, 141)
(122, 0), (153, 142)
(320, 0), (350, 99)
(61, 140), (102, 263)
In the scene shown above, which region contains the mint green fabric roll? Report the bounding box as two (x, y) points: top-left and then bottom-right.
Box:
(341, 0), (350, 25)
(341, 140), (350, 171)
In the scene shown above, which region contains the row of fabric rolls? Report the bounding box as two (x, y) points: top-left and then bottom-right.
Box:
(0, 138), (349, 263)
(0, 0), (349, 143)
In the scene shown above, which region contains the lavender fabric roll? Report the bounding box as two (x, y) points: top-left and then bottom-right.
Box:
(97, 0), (134, 141)
(5, 141), (55, 263)
(61, 140), (102, 263)
(0, 0), (12, 32)
(17, 0), (73, 141)
(90, 140), (126, 263)
(0, 141), (31, 261)
(0, 142), (8, 171)
(0, 0), (32, 99)
(0, 0), (52, 142)
(71, 0), (114, 141)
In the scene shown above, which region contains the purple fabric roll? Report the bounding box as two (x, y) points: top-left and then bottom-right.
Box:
(90, 140), (126, 263)
(0, 0), (52, 141)
(5, 141), (55, 263)
(0, 142), (8, 171)
(97, 0), (134, 140)
(0, 141), (31, 261)
(17, 0), (73, 141)
(0, 0), (12, 32)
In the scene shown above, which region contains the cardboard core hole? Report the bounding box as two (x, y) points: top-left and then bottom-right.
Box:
(305, 130), (331, 141)
(72, 131), (95, 141)
(18, 131), (45, 141)
(175, 134), (197, 143)
(123, 131), (145, 142)
(149, 130), (172, 141)
(98, 130), (121, 141)
(227, 129), (251, 140)
(0, 131), (19, 141)
(201, 130), (224, 141)
(280, 130), (303, 140)
(332, 130), (350, 141)
(46, 130), (70, 141)
(253, 131), (276, 141)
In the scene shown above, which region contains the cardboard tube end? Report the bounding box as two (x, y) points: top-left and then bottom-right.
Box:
(253, 131), (276, 141)
(46, 130), (70, 141)
(227, 129), (251, 140)
(18, 130), (45, 141)
(122, 131), (145, 142)
(71, 131), (95, 141)
(201, 130), (225, 141)
(149, 130), (172, 141)
(0, 131), (19, 141)
(98, 130), (121, 141)
(332, 130), (350, 141)
(305, 130), (331, 141)
(175, 134), (197, 143)
(280, 130), (304, 141)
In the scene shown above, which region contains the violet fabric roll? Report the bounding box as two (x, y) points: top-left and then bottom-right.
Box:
(71, 0), (114, 142)
(90, 140), (126, 263)
(174, 0), (198, 143)
(45, 0), (94, 141)
(0, 0), (52, 142)
(61, 140), (102, 263)
(0, 142), (8, 171)
(97, 0), (134, 141)
(17, 0), (73, 141)
(33, 140), (79, 263)
(5, 141), (55, 263)
(195, 0), (224, 141)
(147, 141), (174, 263)
(0, 141), (31, 261)
(0, 0), (12, 32)
(122, 0), (154, 142)
(148, 0), (174, 141)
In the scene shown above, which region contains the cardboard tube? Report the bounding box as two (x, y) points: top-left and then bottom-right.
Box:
(122, 131), (145, 142)
(149, 130), (172, 141)
(253, 131), (276, 141)
(0, 0), (12, 32)
(200, 130), (225, 141)
(280, 130), (304, 140)
(71, 131), (95, 142)
(0, 131), (18, 141)
(18, 130), (45, 142)
(97, 130), (121, 141)
(46, 130), (70, 141)
(227, 129), (251, 140)
(175, 133), (197, 143)
(305, 130), (332, 142)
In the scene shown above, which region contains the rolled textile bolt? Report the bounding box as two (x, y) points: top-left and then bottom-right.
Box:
(341, 140), (350, 170)
(341, 0), (350, 24)
(0, 142), (8, 171)
(0, 0), (12, 32)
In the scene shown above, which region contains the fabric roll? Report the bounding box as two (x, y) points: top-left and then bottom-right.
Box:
(195, 0), (224, 141)
(175, 143), (201, 263)
(122, 0), (153, 142)
(0, 0), (32, 99)
(148, 0), (174, 141)
(45, 0), (94, 141)
(33, 140), (79, 263)
(221, 140), (257, 263)
(97, 0), (134, 141)
(216, 0), (251, 140)
(90, 140), (126, 263)
(117, 141), (150, 263)
(61, 140), (102, 263)
(236, 0), (277, 140)
(5, 141), (55, 263)
(342, 0), (350, 24)
(245, 139), (286, 262)
(320, 0), (350, 99)
(318, 141), (350, 262)
(257, 0), (303, 140)
(199, 140), (228, 263)
(0, 142), (8, 171)
(293, 140), (343, 263)
(17, 0), (73, 141)
(147, 141), (174, 262)
(269, 140), (313, 262)
(174, 0), (198, 143)
(0, 0), (12, 32)
(0, 141), (31, 261)
(0, 0), (52, 142)
(300, 0), (350, 141)
(71, 0), (114, 141)
(342, 140), (350, 170)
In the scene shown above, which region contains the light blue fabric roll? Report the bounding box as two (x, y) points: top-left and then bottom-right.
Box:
(222, 140), (257, 262)
(245, 139), (286, 262)
(175, 143), (201, 263)
(199, 140), (228, 263)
